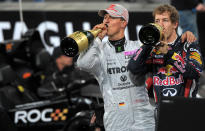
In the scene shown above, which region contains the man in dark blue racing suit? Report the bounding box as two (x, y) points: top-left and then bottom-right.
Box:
(128, 4), (203, 104)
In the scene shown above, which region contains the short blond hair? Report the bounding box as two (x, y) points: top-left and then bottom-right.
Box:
(153, 4), (179, 24)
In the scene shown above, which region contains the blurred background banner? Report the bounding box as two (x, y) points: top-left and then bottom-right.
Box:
(0, 2), (204, 57)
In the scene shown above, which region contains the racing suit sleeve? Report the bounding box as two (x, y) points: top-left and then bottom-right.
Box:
(76, 37), (102, 76)
(127, 45), (153, 86)
(165, 42), (203, 79)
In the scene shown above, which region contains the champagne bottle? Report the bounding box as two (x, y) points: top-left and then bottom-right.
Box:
(60, 29), (102, 57)
(139, 23), (163, 46)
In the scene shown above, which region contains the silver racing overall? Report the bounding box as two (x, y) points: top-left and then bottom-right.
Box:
(77, 37), (155, 131)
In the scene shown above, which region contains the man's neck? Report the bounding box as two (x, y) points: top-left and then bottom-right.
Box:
(167, 32), (177, 43)
(109, 36), (125, 41)
(108, 30), (125, 41)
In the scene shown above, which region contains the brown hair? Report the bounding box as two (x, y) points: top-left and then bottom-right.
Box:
(152, 4), (179, 24)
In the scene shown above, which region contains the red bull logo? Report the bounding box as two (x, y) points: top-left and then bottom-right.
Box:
(172, 52), (185, 66)
(154, 74), (183, 86)
(171, 53), (186, 73)
(158, 67), (166, 75)
(157, 65), (178, 76)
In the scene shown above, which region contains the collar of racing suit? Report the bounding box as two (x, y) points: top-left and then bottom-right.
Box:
(167, 37), (177, 45)
(108, 37), (125, 53)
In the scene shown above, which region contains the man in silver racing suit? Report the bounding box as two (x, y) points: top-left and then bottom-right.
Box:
(77, 4), (155, 131)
